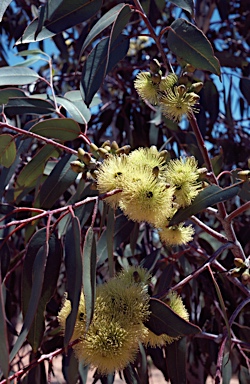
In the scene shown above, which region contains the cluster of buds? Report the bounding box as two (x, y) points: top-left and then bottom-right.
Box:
(230, 257), (250, 285)
(134, 59), (203, 122)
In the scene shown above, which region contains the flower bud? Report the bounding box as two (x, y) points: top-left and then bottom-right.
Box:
(111, 141), (119, 151)
(190, 82), (203, 93)
(115, 145), (131, 155)
(241, 269), (250, 285)
(70, 160), (85, 173)
(82, 152), (92, 165)
(237, 170), (250, 181)
(150, 58), (161, 74)
(151, 73), (161, 84)
(97, 147), (109, 159)
(101, 140), (111, 148)
(77, 147), (86, 160)
(234, 258), (246, 268)
(89, 142), (100, 158)
(177, 85), (187, 96)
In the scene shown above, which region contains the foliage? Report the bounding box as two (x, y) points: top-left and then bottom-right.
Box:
(0, 0), (250, 383)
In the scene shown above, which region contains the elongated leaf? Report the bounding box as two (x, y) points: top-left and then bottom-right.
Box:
(0, 88), (26, 105)
(30, 118), (81, 141)
(240, 77), (250, 104)
(17, 0), (102, 43)
(0, 277), (9, 378)
(0, 66), (39, 85)
(166, 338), (187, 384)
(0, 134), (16, 168)
(14, 144), (59, 201)
(80, 3), (128, 56)
(107, 208), (115, 276)
(81, 34), (129, 106)
(167, 18), (221, 76)
(5, 97), (55, 116)
(82, 227), (97, 331)
(10, 230), (49, 361)
(37, 154), (77, 209)
(59, 92), (91, 123)
(21, 229), (62, 351)
(55, 96), (90, 124)
(64, 216), (82, 348)
(146, 298), (201, 337)
(169, 183), (241, 225)
(15, 49), (48, 57)
(169, 0), (194, 16)
(0, 0), (12, 22)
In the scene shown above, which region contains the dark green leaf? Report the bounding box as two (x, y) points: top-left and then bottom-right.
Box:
(169, 183), (241, 226)
(64, 216), (82, 348)
(0, 88), (26, 105)
(222, 352), (232, 384)
(80, 3), (129, 56)
(146, 298), (201, 337)
(30, 118), (81, 141)
(82, 227), (97, 331)
(0, 66), (39, 85)
(5, 97), (55, 116)
(17, 0), (102, 43)
(0, 242), (10, 280)
(167, 18), (221, 76)
(55, 96), (90, 124)
(62, 349), (79, 384)
(107, 208), (115, 276)
(0, 277), (9, 378)
(63, 91), (91, 122)
(202, 80), (219, 125)
(123, 364), (141, 384)
(169, 0), (194, 16)
(81, 34), (129, 106)
(0, 0), (12, 22)
(166, 338), (187, 384)
(14, 144), (59, 200)
(0, 134), (16, 168)
(37, 154), (77, 209)
(240, 77), (250, 105)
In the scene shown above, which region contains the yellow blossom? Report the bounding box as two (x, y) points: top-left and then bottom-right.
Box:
(159, 223), (194, 246)
(134, 71), (160, 104)
(128, 146), (167, 179)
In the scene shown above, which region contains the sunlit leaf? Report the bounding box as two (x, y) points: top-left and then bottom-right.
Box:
(0, 66), (39, 85)
(169, 0), (194, 16)
(0, 134), (16, 168)
(169, 183), (241, 225)
(63, 92), (91, 123)
(0, 0), (12, 22)
(146, 298), (201, 337)
(0, 88), (26, 105)
(30, 118), (81, 141)
(167, 18), (221, 76)
(82, 227), (97, 331)
(55, 96), (90, 124)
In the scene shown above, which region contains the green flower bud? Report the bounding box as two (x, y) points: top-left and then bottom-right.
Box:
(70, 160), (85, 173)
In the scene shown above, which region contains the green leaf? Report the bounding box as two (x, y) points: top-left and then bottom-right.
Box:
(202, 80), (219, 125)
(63, 92), (91, 123)
(168, 0), (194, 16)
(169, 183), (241, 226)
(107, 208), (115, 276)
(30, 118), (81, 141)
(55, 96), (90, 124)
(5, 97), (55, 116)
(17, 0), (102, 43)
(14, 144), (59, 200)
(0, 279), (9, 378)
(82, 227), (97, 331)
(36, 154), (77, 209)
(15, 49), (48, 57)
(0, 134), (16, 168)
(166, 338), (187, 384)
(0, 0), (12, 22)
(21, 229), (62, 351)
(166, 18), (221, 76)
(0, 88), (26, 105)
(81, 34), (130, 106)
(146, 298), (201, 337)
(0, 66), (39, 86)
(240, 77), (250, 104)
(80, 3), (129, 56)
(64, 216), (82, 348)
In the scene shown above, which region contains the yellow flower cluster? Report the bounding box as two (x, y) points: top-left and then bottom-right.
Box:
(96, 146), (205, 246)
(134, 70), (202, 122)
(58, 267), (190, 374)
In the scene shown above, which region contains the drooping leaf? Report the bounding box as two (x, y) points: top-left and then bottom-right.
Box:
(14, 144), (59, 200)
(64, 216), (82, 348)
(239, 77), (250, 105)
(169, 183), (241, 226)
(82, 227), (97, 331)
(62, 349), (79, 384)
(0, 277), (9, 378)
(36, 154), (77, 209)
(168, 0), (194, 16)
(123, 364), (141, 384)
(0, 0), (12, 22)
(201, 80), (219, 125)
(107, 208), (115, 276)
(30, 118), (81, 141)
(55, 96), (90, 124)
(81, 34), (130, 106)
(0, 66), (40, 86)
(0, 134), (16, 168)
(166, 338), (187, 384)
(0, 88), (26, 105)
(166, 18), (221, 76)
(5, 97), (55, 116)
(17, 0), (102, 43)
(22, 229), (62, 351)
(63, 91), (91, 122)
(146, 298), (201, 337)
(80, 3), (129, 56)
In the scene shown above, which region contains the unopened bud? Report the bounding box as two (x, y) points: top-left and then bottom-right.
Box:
(185, 64), (196, 73)
(190, 82), (203, 93)
(70, 160), (85, 173)
(111, 141), (119, 151)
(82, 152), (92, 165)
(101, 140), (111, 148)
(116, 145), (131, 155)
(77, 147), (86, 160)
(234, 258), (246, 268)
(150, 58), (161, 74)
(159, 150), (169, 161)
(151, 73), (162, 84)
(177, 85), (186, 96)
(97, 147), (109, 158)
(89, 142), (99, 158)
(241, 269), (250, 285)
(185, 92), (200, 103)
(230, 267), (242, 278)
(237, 170), (250, 181)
